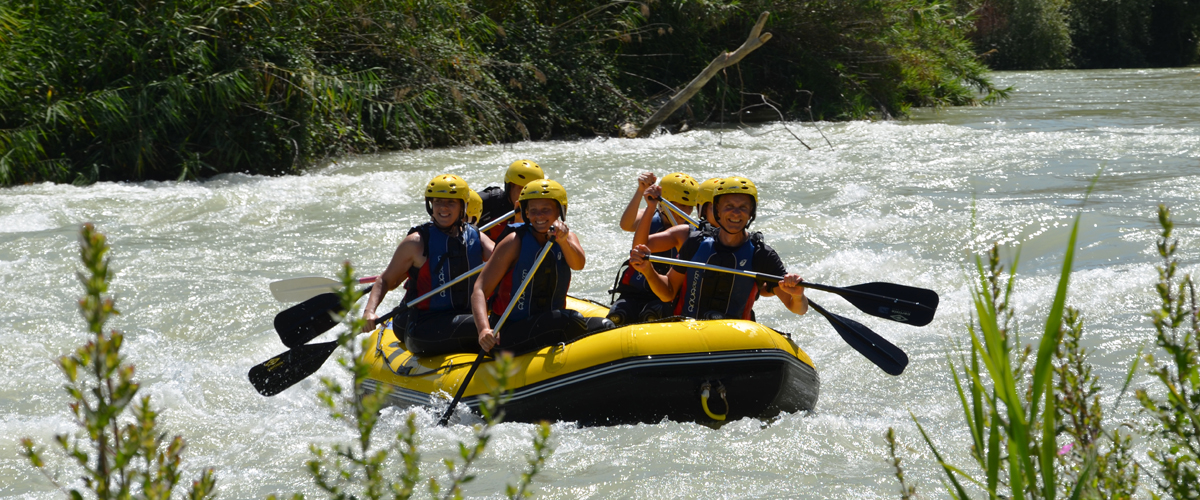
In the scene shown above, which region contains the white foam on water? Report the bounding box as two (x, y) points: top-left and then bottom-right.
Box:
(5, 68), (1200, 497)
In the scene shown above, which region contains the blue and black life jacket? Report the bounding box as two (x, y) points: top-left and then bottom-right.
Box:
(402, 222), (483, 312)
(674, 228), (761, 320)
(490, 226), (571, 322)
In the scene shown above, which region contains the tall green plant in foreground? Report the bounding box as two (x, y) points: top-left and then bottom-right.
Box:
(1137, 205), (1200, 499)
(905, 206), (1142, 498)
(289, 262), (552, 500)
(19, 223), (216, 499)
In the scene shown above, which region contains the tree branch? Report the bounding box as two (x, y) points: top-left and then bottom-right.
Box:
(632, 12), (772, 138)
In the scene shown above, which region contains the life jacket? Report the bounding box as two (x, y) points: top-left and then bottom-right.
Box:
(486, 221), (522, 243)
(479, 185), (516, 241)
(401, 222), (483, 312)
(674, 228), (761, 320)
(610, 211), (677, 300)
(490, 226), (571, 322)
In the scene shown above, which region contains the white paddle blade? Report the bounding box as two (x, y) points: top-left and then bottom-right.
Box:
(269, 276), (343, 302)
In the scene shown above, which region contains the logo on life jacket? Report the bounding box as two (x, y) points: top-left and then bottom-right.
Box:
(515, 268), (530, 312)
(687, 266), (702, 313)
(437, 261), (448, 298)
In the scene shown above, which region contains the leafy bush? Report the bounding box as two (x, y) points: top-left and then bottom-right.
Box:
(1, 0), (1008, 185)
(966, 0), (1200, 69)
(1136, 205), (1200, 499)
(964, 0), (1072, 69)
(618, 0), (1008, 121)
(20, 224), (216, 499)
(291, 262), (553, 500)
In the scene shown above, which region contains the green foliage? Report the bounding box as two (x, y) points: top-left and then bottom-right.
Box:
(1, 0), (1007, 184)
(19, 223), (216, 500)
(905, 200), (1144, 499)
(967, 0), (1072, 69)
(967, 0), (1200, 69)
(1136, 204), (1200, 500)
(620, 0), (1008, 121)
(885, 427), (917, 500)
(298, 261), (553, 500)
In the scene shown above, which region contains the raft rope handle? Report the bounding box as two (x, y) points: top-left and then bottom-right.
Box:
(700, 382), (727, 421)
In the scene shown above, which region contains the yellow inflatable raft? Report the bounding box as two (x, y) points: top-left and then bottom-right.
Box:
(360, 297), (820, 425)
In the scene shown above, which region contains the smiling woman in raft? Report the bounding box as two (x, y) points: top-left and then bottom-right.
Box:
(471, 179), (614, 354)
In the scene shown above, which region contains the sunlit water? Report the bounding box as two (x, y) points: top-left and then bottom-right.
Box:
(3, 68), (1199, 498)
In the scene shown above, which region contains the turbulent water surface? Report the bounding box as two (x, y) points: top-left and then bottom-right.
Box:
(2, 68), (1199, 498)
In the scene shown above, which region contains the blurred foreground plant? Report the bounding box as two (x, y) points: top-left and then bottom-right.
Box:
(900, 205), (1141, 498)
(1136, 204), (1200, 499)
(292, 262), (553, 500)
(19, 223), (216, 499)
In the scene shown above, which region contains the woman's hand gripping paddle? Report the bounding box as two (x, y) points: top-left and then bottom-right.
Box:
(249, 263), (486, 396)
(436, 239), (555, 426)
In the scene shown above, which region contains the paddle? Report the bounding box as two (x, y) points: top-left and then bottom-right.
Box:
(248, 341), (338, 396)
(249, 263), (486, 396)
(267, 211), (515, 303)
(808, 300), (908, 375)
(657, 198), (700, 228)
(646, 255), (938, 326)
(437, 239), (555, 426)
(270, 275), (376, 303)
(274, 263), (486, 349)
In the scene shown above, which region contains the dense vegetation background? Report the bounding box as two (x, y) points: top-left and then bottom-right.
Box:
(0, 0), (1196, 185)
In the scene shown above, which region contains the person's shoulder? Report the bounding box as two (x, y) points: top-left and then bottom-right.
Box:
(750, 233), (785, 271)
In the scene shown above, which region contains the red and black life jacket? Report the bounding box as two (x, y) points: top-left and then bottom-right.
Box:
(401, 222), (483, 312)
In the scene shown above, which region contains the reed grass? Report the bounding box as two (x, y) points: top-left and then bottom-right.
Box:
(893, 204), (1200, 498)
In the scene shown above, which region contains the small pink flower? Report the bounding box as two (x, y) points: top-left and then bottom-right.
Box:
(1058, 443), (1074, 456)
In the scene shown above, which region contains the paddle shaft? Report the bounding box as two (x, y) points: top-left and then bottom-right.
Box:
(646, 255), (923, 309)
(655, 198), (700, 228)
(437, 239), (556, 426)
(374, 262), (486, 325)
(479, 209), (516, 232)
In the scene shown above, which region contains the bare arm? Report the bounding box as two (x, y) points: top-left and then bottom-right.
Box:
(629, 244), (685, 303)
(472, 233), (519, 351)
(618, 172), (656, 232)
(551, 222), (586, 270)
(774, 274), (808, 315)
(480, 231), (495, 261)
(632, 185), (661, 248)
(361, 233), (425, 331)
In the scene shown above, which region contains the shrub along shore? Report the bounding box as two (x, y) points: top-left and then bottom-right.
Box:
(0, 0), (1196, 185)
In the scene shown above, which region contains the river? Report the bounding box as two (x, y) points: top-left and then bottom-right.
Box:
(2, 68), (1199, 498)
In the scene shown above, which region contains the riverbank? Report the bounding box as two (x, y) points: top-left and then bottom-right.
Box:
(0, 0), (1003, 186)
(3, 67), (1198, 497)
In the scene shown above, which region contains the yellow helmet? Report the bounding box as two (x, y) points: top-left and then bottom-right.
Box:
(424, 174), (470, 220)
(466, 188), (483, 223)
(659, 172), (699, 206)
(519, 179), (569, 221)
(713, 176), (759, 228)
(505, 160), (545, 186)
(696, 177), (722, 208)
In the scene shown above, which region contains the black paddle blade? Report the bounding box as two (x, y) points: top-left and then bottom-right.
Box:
(810, 300), (908, 376)
(438, 351), (487, 426)
(838, 282), (939, 327)
(274, 291), (345, 348)
(248, 341), (338, 396)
